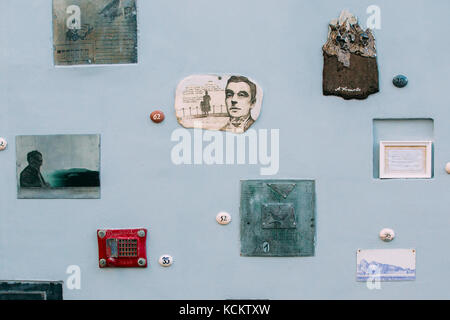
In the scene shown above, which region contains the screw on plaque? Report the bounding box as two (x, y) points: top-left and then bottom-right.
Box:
(98, 230), (106, 238)
(138, 258), (146, 267)
(137, 230), (146, 237)
(393, 75), (408, 88)
(99, 259), (107, 267)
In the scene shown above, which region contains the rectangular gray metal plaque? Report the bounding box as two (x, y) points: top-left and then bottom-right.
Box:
(53, 0), (138, 66)
(240, 180), (316, 257)
(0, 281), (63, 300)
(16, 134), (101, 199)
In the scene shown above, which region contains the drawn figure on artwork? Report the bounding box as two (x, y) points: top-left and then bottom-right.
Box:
(66, 24), (94, 42)
(221, 76), (257, 133)
(20, 151), (50, 188)
(99, 0), (121, 18)
(200, 90), (211, 116)
(99, 0), (135, 20)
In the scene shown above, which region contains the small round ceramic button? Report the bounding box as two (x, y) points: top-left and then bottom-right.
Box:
(150, 110), (165, 123)
(393, 75), (408, 88)
(0, 138), (7, 151)
(446, 162), (450, 174)
(379, 228), (395, 242)
(216, 212), (231, 225)
(159, 255), (173, 267)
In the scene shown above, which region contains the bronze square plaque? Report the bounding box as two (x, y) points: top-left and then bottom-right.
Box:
(240, 180), (316, 257)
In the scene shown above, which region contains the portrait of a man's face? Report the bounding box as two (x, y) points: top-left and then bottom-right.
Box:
(225, 81), (254, 118)
(175, 74), (263, 133)
(19, 151), (50, 189)
(28, 151), (43, 168)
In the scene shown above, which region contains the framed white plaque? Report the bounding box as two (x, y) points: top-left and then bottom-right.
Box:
(379, 141), (432, 179)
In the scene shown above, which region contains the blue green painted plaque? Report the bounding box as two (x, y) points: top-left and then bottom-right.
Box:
(240, 180), (316, 257)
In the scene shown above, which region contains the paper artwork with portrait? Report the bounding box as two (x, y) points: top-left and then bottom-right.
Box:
(175, 74), (263, 134)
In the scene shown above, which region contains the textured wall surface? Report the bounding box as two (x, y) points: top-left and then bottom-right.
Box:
(1, 0), (450, 299)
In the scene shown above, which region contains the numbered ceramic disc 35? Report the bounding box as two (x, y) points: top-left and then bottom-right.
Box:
(159, 255), (173, 267)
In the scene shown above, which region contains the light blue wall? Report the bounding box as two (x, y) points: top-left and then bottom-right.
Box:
(1, 0), (450, 299)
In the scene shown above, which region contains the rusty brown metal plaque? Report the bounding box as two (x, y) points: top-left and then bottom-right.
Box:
(322, 10), (379, 100)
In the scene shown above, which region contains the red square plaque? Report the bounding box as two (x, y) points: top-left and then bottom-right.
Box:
(97, 228), (148, 268)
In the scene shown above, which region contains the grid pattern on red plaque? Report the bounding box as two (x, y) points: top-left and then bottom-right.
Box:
(118, 239), (138, 257)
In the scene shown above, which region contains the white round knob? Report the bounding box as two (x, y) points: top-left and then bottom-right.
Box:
(379, 228), (395, 242)
(446, 162), (450, 174)
(0, 138), (7, 151)
(216, 212), (231, 225)
(159, 255), (173, 267)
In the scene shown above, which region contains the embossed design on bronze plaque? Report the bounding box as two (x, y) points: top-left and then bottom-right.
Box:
(267, 183), (296, 199)
(240, 180), (316, 257)
(262, 203), (296, 229)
